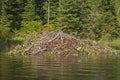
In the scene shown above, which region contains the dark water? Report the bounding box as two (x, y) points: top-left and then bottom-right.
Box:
(0, 54), (120, 80)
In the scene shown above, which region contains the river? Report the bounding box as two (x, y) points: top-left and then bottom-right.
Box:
(0, 54), (120, 80)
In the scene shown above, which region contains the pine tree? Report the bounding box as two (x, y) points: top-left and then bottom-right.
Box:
(100, 0), (118, 38)
(62, 0), (92, 38)
(5, 0), (24, 30)
(114, 0), (120, 37)
(35, 0), (46, 24)
(0, 0), (10, 40)
(43, 0), (64, 28)
(20, 0), (42, 35)
(87, 0), (104, 39)
(22, 0), (37, 21)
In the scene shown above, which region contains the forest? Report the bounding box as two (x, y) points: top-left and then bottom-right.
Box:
(0, 0), (120, 52)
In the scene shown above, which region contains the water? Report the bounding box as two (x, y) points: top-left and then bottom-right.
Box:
(0, 54), (120, 80)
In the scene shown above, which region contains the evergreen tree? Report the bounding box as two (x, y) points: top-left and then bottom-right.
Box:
(0, 0), (120, 41)
(114, 0), (120, 37)
(88, 0), (105, 39)
(0, 0), (10, 40)
(5, 0), (24, 30)
(43, 0), (66, 28)
(22, 0), (38, 21)
(20, 0), (42, 35)
(35, 0), (46, 24)
(62, 0), (92, 38)
(100, 0), (119, 38)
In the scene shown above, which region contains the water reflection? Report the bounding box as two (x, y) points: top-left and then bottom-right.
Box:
(0, 54), (120, 80)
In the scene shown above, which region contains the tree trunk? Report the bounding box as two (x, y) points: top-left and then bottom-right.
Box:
(47, 0), (50, 25)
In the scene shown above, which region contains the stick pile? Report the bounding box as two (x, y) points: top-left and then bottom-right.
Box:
(26, 31), (80, 54)
(10, 31), (112, 55)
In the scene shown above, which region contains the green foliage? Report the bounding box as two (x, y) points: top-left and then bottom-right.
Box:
(21, 0), (39, 21)
(100, 38), (120, 50)
(43, 0), (120, 39)
(0, 0), (11, 41)
(35, 0), (46, 22)
(0, 0), (120, 52)
(0, 26), (10, 41)
(16, 21), (43, 37)
(109, 38), (120, 49)
(43, 24), (56, 31)
(14, 0), (44, 38)
(100, 33), (112, 41)
(0, 0), (120, 40)
(4, 0), (23, 29)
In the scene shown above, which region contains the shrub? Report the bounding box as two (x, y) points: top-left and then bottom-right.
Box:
(15, 20), (43, 38)
(0, 25), (10, 41)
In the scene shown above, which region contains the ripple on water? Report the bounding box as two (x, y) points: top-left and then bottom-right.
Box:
(0, 54), (120, 80)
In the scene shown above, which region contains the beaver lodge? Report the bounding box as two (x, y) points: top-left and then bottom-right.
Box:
(9, 31), (112, 55)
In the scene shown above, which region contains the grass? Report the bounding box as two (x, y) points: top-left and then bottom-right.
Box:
(99, 38), (120, 50)
(0, 38), (24, 53)
(108, 38), (120, 50)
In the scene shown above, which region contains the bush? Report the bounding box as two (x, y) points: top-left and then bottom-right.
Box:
(100, 33), (112, 42)
(43, 24), (56, 31)
(0, 25), (10, 41)
(109, 38), (120, 50)
(15, 20), (43, 38)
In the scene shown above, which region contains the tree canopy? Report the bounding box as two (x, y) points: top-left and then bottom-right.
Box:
(0, 0), (120, 41)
